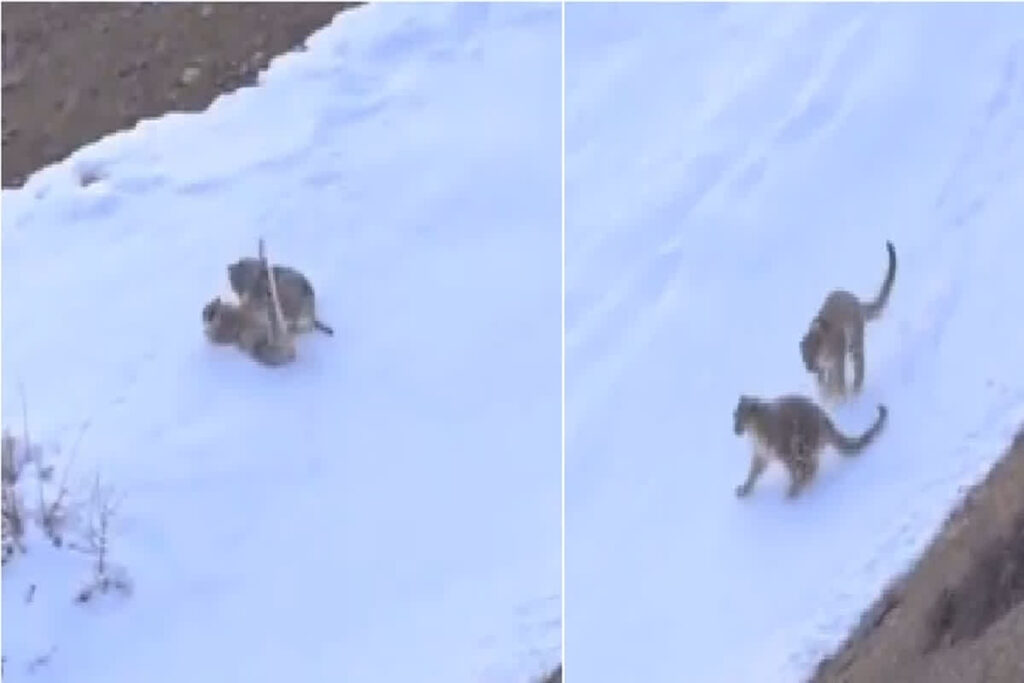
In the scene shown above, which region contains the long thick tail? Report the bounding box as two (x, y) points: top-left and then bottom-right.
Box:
(831, 405), (888, 456)
(314, 319), (334, 336)
(862, 241), (897, 321)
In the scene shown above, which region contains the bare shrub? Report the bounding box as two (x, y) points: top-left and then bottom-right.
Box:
(2, 478), (26, 564)
(1, 392), (128, 606)
(2, 430), (19, 485)
(2, 429), (28, 563)
(70, 474), (131, 603)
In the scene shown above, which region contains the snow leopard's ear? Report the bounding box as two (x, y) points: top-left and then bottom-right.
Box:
(734, 395), (758, 433)
(202, 297), (220, 323)
(800, 318), (826, 371)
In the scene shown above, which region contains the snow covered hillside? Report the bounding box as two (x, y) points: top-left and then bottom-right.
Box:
(565, 4), (1024, 682)
(2, 3), (561, 681)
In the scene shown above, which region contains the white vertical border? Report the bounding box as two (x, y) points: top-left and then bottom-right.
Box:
(559, 0), (567, 679)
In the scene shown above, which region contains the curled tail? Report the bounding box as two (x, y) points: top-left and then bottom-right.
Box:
(314, 319), (334, 336)
(862, 241), (896, 321)
(830, 405), (888, 456)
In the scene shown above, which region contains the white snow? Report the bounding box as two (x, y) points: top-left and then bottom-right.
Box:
(1, 3), (560, 682)
(8, 2), (1024, 680)
(566, 3), (1024, 682)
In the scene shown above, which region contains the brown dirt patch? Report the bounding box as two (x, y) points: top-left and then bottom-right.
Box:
(2, 1), (359, 188)
(813, 429), (1024, 683)
(542, 664), (563, 683)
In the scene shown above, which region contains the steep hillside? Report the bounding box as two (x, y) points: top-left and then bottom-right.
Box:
(565, 4), (1024, 681)
(2, 4), (561, 681)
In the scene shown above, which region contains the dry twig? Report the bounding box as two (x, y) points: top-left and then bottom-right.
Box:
(71, 474), (131, 603)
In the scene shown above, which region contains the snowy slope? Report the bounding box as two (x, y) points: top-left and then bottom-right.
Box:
(1, 3), (561, 682)
(566, 4), (1024, 682)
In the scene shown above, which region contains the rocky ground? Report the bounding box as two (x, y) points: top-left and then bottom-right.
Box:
(546, 664), (563, 682)
(1, 1), (355, 187)
(814, 431), (1024, 683)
